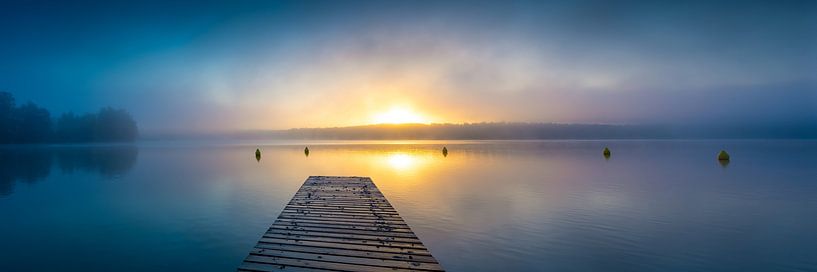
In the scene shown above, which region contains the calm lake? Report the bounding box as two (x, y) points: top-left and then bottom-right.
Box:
(1, 140), (816, 271)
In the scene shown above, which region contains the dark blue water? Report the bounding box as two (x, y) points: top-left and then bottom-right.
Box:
(1, 140), (816, 271)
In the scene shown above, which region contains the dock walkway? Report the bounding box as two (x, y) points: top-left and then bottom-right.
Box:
(238, 176), (445, 271)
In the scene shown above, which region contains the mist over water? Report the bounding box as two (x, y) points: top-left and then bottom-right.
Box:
(1, 140), (815, 271)
(1, 1), (815, 271)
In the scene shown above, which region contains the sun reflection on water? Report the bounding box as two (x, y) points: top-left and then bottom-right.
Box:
(379, 150), (440, 174)
(386, 153), (417, 171)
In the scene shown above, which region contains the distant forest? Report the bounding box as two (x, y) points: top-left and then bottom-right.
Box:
(224, 122), (817, 140)
(0, 92), (138, 144)
(231, 123), (674, 140)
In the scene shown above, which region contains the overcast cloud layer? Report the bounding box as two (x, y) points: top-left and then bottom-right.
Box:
(1, 0), (815, 134)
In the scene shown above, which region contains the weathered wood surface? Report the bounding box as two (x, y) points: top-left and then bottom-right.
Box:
(238, 176), (444, 272)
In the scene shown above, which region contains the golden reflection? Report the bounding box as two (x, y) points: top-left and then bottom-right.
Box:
(247, 145), (463, 194)
(386, 153), (417, 171)
(385, 152), (440, 172)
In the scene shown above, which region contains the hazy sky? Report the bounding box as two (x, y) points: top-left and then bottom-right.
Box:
(1, 0), (815, 134)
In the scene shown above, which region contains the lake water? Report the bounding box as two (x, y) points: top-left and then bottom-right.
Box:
(1, 140), (816, 271)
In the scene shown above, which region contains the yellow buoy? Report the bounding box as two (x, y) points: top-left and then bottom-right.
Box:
(255, 149), (261, 161)
(442, 146), (448, 157)
(717, 150), (730, 161)
(304, 147), (310, 157)
(603, 147), (611, 157)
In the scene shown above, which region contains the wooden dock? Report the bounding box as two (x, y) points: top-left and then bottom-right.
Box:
(238, 176), (445, 272)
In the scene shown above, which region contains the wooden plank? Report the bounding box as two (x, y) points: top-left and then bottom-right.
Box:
(292, 196), (383, 200)
(278, 211), (404, 221)
(288, 202), (393, 208)
(290, 199), (391, 204)
(239, 176), (444, 271)
(283, 207), (400, 216)
(281, 207), (401, 215)
(283, 207), (396, 214)
(265, 229), (423, 245)
(253, 243), (440, 263)
(280, 210), (403, 219)
(270, 225), (413, 236)
(244, 254), (432, 272)
(287, 202), (394, 208)
(257, 235), (423, 251)
(289, 199), (390, 204)
(297, 189), (383, 193)
(277, 215), (406, 225)
(272, 221), (415, 233)
(274, 218), (410, 228)
(269, 224), (417, 238)
(276, 215), (403, 225)
(295, 189), (378, 193)
(238, 261), (329, 271)
(266, 229), (422, 244)
(262, 233), (427, 249)
(290, 198), (387, 203)
(284, 205), (399, 214)
(249, 248), (444, 271)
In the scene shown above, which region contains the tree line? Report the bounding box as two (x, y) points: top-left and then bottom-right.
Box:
(242, 122), (673, 140)
(0, 92), (138, 144)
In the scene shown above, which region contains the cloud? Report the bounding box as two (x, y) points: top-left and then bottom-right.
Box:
(2, 1), (815, 134)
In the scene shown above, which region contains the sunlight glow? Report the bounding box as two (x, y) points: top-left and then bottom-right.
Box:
(371, 107), (430, 124)
(387, 153), (417, 171)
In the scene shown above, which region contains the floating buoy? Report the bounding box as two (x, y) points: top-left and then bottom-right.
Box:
(717, 150), (730, 161)
(255, 149), (261, 162)
(304, 147), (310, 157)
(603, 147), (611, 157)
(442, 147), (448, 157)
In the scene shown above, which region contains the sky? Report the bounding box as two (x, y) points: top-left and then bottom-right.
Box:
(1, 0), (815, 134)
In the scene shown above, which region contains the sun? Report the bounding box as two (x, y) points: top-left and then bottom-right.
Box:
(371, 106), (430, 124)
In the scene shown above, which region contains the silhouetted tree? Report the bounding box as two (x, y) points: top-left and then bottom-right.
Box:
(0, 92), (52, 143)
(0, 92), (15, 143)
(54, 108), (138, 142)
(94, 107), (138, 142)
(55, 112), (97, 142)
(0, 92), (138, 143)
(14, 102), (52, 143)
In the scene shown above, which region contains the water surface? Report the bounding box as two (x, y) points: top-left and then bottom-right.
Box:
(1, 140), (816, 271)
